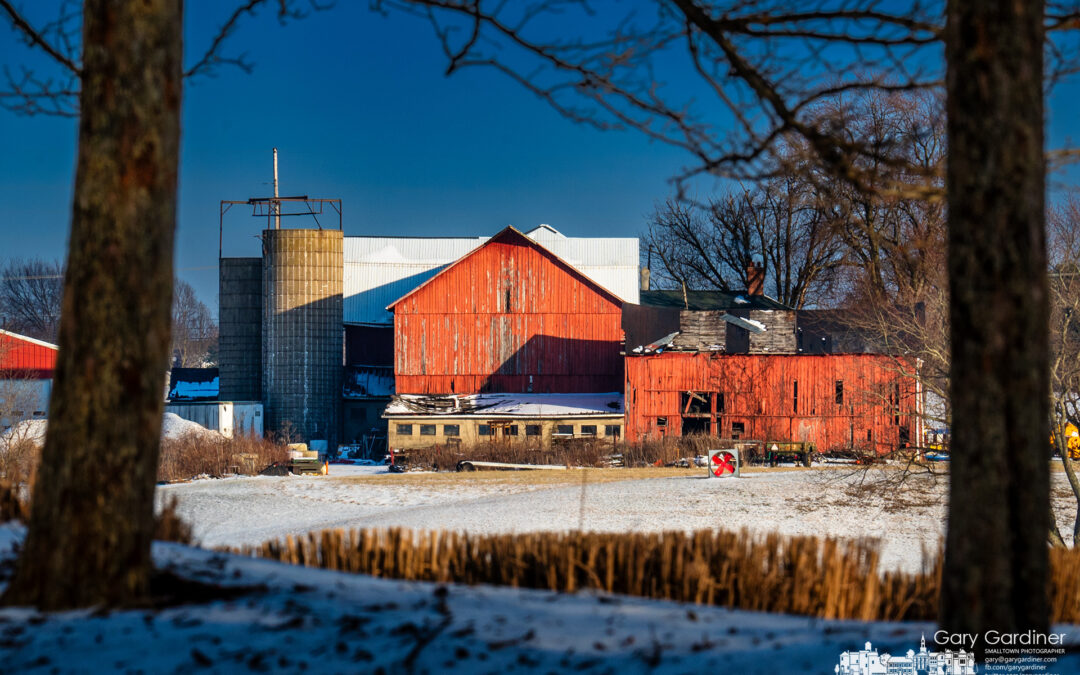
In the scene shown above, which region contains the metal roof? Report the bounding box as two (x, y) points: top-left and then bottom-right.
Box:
(384, 392), (625, 418)
(640, 289), (791, 311)
(344, 226), (640, 325)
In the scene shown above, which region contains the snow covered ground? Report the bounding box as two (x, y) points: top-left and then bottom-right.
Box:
(1, 523), (1076, 674)
(154, 465), (1080, 573)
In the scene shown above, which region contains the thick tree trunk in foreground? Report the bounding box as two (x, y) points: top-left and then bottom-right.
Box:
(942, 0), (1049, 639)
(1, 0), (181, 609)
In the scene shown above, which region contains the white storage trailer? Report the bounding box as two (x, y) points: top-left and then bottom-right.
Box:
(164, 401), (263, 438)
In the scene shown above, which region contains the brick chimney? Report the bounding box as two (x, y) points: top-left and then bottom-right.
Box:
(746, 262), (765, 295)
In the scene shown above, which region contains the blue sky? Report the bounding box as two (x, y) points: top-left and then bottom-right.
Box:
(2, 2), (1079, 311)
(1, 2), (691, 308)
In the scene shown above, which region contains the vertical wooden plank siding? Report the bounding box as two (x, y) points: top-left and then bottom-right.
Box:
(624, 353), (921, 453)
(392, 233), (623, 394)
(0, 332), (58, 378)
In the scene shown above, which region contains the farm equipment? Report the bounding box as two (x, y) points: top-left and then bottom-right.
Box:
(1051, 422), (1080, 460)
(762, 441), (815, 467)
(288, 443), (326, 475)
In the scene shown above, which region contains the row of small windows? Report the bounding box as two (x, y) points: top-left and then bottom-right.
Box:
(395, 423), (621, 438)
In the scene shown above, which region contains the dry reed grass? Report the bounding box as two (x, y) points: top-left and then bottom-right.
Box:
(157, 434), (289, 482)
(231, 526), (1080, 623)
(398, 435), (758, 470)
(229, 527), (941, 621)
(0, 437), (40, 489)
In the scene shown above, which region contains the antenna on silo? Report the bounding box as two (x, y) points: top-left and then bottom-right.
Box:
(272, 147), (280, 230)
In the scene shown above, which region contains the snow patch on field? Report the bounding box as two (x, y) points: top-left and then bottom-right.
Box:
(160, 467), (1080, 573)
(158, 468), (974, 572)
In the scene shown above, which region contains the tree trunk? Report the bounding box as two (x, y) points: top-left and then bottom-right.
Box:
(1, 0), (181, 609)
(942, 0), (1049, 641)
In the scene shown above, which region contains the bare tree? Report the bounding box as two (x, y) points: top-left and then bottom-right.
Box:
(0, 0), (322, 610)
(378, 0), (1064, 640)
(0, 258), (63, 343)
(171, 280), (217, 368)
(1047, 198), (1080, 548)
(644, 174), (844, 308)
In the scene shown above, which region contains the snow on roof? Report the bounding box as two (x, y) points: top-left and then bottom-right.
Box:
(722, 314), (766, 333)
(384, 392), (624, 418)
(0, 329), (58, 350)
(385, 227), (626, 312)
(168, 377), (220, 402)
(632, 331), (680, 354)
(343, 365), (395, 399)
(168, 368), (220, 401)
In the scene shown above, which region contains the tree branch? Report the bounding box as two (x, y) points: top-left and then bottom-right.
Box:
(0, 0), (81, 75)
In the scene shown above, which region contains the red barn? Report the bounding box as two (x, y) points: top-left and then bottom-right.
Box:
(0, 329), (57, 379)
(624, 352), (922, 454)
(388, 226), (624, 395)
(0, 329), (58, 429)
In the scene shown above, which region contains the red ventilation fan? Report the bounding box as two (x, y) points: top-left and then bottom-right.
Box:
(708, 449), (740, 478)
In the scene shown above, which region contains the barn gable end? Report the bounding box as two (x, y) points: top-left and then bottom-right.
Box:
(388, 227), (624, 395)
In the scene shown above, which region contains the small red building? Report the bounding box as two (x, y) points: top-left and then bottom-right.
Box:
(0, 329), (57, 379)
(624, 351), (921, 453)
(0, 329), (58, 430)
(388, 226), (624, 395)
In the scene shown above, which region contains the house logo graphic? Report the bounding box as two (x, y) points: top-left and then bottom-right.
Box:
(835, 634), (976, 674)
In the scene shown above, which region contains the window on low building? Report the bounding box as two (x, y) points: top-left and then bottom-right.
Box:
(835, 380), (844, 406)
(478, 424), (492, 436)
(525, 425), (541, 436)
(397, 424), (413, 436)
(604, 425), (621, 437)
(656, 417), (667, 428)
(580, 425), (597, 436)
(420, 424), (436, 436)
(555, 424), (573, 436)
(505, 425), (518, 436)
(443, 424), (460, 437)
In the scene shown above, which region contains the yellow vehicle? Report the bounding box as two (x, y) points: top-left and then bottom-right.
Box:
(1052, 422), (1080, 460)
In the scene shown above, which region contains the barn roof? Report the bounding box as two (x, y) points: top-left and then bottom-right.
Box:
(167, 368), (220, 402)
(385, 226), (626, 311)
(640, 290), (790, 311)
(0, 329), (58, 377)
(345, 227), (638, 324)
(384, 392), (624, 418)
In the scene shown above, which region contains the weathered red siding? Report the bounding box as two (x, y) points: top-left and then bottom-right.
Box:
(390, 228), (623, 394)
(624, 352), (921, 453)
(0, 331), (58, 379)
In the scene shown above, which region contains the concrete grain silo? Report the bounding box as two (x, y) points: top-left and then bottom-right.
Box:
(261, 228), (343, 449)
(218, 257), (263, 401)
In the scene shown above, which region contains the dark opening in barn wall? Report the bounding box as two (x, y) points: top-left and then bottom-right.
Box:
(682, 417), (711, 435)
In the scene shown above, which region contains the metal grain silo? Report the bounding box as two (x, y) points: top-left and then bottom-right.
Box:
(262, 228), (343, 449)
